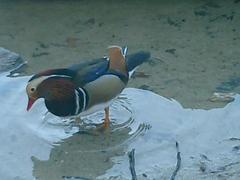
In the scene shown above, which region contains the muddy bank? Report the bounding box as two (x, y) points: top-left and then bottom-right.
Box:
(1, 0), (239, 109)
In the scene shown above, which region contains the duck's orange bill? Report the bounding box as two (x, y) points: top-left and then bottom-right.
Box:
(27, 98), (36, 111)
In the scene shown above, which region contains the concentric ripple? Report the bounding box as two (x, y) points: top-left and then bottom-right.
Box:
(40, 92), (151, 152)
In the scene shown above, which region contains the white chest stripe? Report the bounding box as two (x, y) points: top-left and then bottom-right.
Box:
(78, 88), (86, 111)
(74, 88), (87, 115)
(75, 90), (80, 115)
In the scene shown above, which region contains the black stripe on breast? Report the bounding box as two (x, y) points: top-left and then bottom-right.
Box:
(75, 87), (89, 114)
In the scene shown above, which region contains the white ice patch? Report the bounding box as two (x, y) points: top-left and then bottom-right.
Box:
(98, 89), (240, 179)
(0, 74), (77, 180)
(1, 73), (240, 179)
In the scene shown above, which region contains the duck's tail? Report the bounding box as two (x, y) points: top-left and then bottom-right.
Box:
(126, 50), (151, 77)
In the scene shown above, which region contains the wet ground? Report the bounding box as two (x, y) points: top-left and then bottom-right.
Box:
(1, 0), (240, 109)
(0, 0), (240, 179)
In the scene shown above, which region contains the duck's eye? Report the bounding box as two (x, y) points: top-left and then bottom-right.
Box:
(30, 87), (35, 92)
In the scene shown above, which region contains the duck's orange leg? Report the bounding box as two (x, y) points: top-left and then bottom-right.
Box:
(103, 107), (110, 128)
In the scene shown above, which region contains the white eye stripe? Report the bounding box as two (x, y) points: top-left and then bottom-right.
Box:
(44, 75), (72, 79)
(28, 75), (72, 89)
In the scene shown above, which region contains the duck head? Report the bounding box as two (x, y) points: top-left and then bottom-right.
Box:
(26, 75), (75, 111)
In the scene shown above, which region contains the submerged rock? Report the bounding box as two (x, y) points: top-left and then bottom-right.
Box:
(0, 47), (25, 73)
(209, 92), (236, 102)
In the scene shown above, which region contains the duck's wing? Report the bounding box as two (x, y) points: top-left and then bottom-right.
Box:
(79, 46), (129, 108)
(68, 57), (109, 87)
(69, 47), (150, 87)
(69, 46), (128, 87)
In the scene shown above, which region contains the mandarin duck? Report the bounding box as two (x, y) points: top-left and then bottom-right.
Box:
(26, 46), (150, 128)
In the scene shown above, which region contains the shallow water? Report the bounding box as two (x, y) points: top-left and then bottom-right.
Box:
(1, 72), (240, 179)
